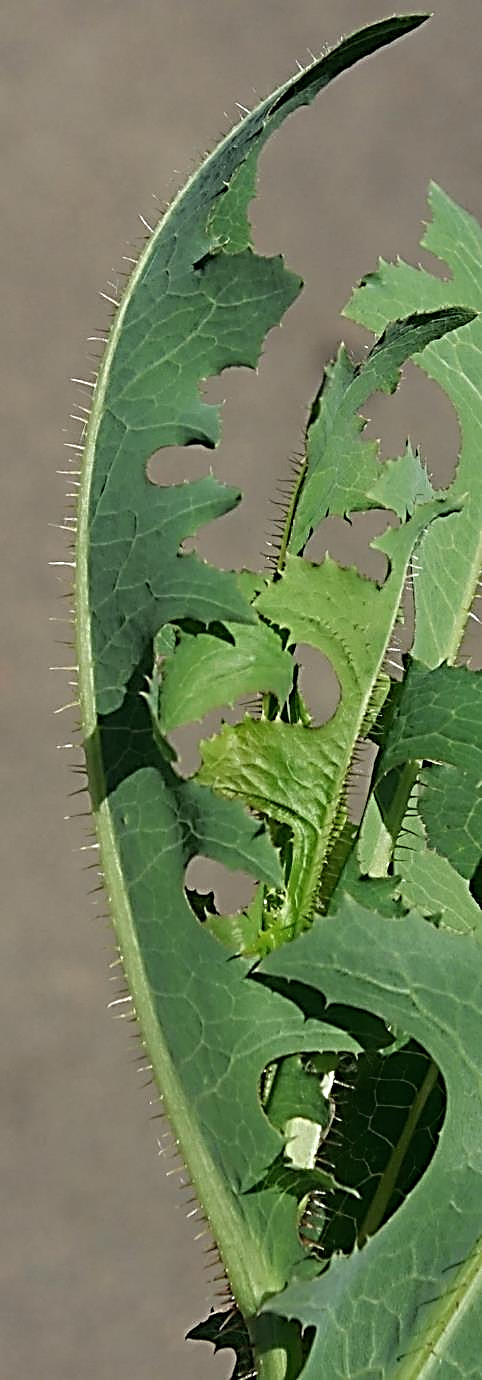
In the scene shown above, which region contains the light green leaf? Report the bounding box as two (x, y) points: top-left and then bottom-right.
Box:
(368, 440), (435, 519)
(157, 619), (293, 732)
(199, 498), (460, 948)
(346, 182), (482, 665)
(356, 793), (393, 876)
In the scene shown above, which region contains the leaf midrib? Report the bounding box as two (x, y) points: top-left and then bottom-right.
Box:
(82, 726), (286, 1319)
(395, 1244), (482, 1380)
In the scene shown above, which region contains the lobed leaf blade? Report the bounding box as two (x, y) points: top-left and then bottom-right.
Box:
(288, 308), (474, 556)
(75, 21), (438, 1361)
(258, 900), (482, 1379)
(345, 182), (482, 666)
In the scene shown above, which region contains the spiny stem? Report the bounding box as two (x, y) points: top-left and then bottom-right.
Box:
(275, 456), (309, 573)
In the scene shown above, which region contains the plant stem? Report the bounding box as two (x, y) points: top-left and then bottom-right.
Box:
(250, 1314), (304, 1380)
(381, 759), (421, 843)
(357, 1059), (439, 1245)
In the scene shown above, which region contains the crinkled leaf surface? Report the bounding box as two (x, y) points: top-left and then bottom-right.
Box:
(417, 762), (482, 881)
(346, 183), (482, 666)
(198, 499), (459, 949)
(258, 899), (482, 1379)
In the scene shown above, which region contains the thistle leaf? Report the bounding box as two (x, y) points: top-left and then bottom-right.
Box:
(198, 498), (461, 948)
(258, 900), (482, 1379)
(155, 618), (294, 732)
(346, 183), (482, 665)
(288, 308), (473, 555)
(77, 19), (432, 1344)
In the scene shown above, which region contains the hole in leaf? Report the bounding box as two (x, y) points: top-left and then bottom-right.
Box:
(185, 856), (256, 921)
(364, 360), (461, 486)
(457, 601), (482, 672)
(260, 1049), (343, 1138)
(169, 700), (254, 778)
(294, 644), (340, 727)
(252, 977), (396, 1052)
(156, 361), (308, 574)
(305, 510), (397, 584)
(252, 980), (447, 1259)
(147, 445), (214, 487)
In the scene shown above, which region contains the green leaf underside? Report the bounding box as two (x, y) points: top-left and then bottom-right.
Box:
(346, 182), (482, 666)
(378, 662), (482, 779)
(418, 763), (482, 880)
(258, 900), (482, 1379)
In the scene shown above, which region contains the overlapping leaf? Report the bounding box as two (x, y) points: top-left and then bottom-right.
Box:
(346, 182), (482, 665)
(376, 660), (482, 885)
(198, 499), (460, 950)
(257, 899), (482, 1379)
(393, 810), (482, 941)
(287, 309), (472, 555)
(74, 11), (482, 1379)
(108, 759), (361, 1309)
(155, 618), (293, 732)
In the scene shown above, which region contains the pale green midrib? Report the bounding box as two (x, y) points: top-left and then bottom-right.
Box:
(74, 93), (311, 1330)
(393, 1243), (482, 1380)
(280, 582), (407, 933)
(285, 733), (354, 931)
(81, 733), (284, 1319)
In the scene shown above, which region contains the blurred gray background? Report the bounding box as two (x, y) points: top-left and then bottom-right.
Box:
(1, 2), (481, 1377)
